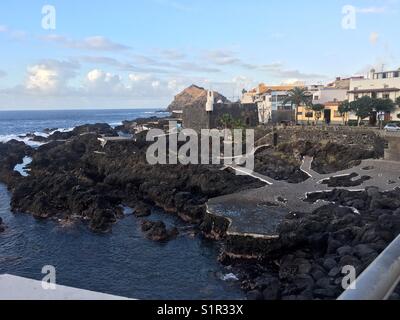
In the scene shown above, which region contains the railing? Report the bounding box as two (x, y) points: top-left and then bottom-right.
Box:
(338, 234), (400, 300)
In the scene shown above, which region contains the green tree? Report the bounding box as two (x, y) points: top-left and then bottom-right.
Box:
(283, 87), (312, 124)
(374, 98), (395, 129)
(232, 118), (245, 129)
(396, 96), (400, 106)
(219, 114), (234, 129)
(350, 96), (374, 126)
(311, 104), (325, 125)
(338, 100), (351, 125)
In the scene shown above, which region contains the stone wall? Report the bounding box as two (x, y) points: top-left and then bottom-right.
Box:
(182, 102), (259, 131)
(272, 110), (295, 123)
(384, 136), (400, 161)
(182, 104), (210, 131)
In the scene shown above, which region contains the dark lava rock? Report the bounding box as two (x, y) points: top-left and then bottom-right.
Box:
(0, 217), (5, 233)
(261, 278), (281, 300)
(320, 173), (371, 187)
(246, 289), (264, 301)
(4, 127), (265, 234)
(141, 220), (179, 242)
(337, 246), (353, 256)
(134, 202), (151, 217)
(48, 123), (117, 141)
(0, 140), (31, 187)
(253, 146), (309, 183)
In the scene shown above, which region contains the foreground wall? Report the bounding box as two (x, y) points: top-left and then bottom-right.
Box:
(385, 136), (400, 161)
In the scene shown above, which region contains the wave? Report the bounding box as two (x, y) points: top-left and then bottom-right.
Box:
(0, 134), (46, 147)
(221, 273), (239, 282)
(109, 122), (123, 127)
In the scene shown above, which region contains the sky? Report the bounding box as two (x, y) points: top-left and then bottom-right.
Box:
(0, 0), (399, 110)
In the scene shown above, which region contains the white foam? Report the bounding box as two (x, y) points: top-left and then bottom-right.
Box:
(221, 273), (239, 282)
(0, 134), (45, 147)
(110, 122), (123, 127)
(14, 156), (33, 177)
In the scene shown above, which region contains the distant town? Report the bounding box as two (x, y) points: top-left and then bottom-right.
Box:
(170, 67), (400, 131)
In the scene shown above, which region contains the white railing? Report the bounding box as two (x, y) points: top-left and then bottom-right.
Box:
(338, 234), (400, 300)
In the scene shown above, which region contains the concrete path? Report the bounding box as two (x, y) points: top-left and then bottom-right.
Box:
(208, 157), (400, 238)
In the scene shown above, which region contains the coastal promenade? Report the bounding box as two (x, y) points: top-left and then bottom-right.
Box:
(207, 156), (400, 238)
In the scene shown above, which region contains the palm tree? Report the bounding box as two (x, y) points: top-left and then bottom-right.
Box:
(233, 119), (245, 129)
(219, 114), (234, 129)
(283, 87), (312, 124)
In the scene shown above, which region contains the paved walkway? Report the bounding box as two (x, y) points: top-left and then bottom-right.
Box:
(208, 157), (400, 238)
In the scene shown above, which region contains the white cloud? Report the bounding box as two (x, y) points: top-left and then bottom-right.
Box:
(42, 34), (130, 51)
(0, 24), (28, 41)
(205, 50), (241, 65)
(356, 7), (387, 14)
(369, 32), (379, 45)
(160, 49), (186, 60)
(25, 60), (79, 93)
(85, 69), (124, 95)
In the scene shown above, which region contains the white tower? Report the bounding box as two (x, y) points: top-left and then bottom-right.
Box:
(205, 90), (214, 112)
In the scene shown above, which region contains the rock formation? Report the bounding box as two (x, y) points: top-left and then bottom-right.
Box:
(141, 220), (179, 242)
(167, 85), (229, 112)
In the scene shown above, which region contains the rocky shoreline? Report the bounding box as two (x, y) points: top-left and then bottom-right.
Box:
(1, 120), (399, 300)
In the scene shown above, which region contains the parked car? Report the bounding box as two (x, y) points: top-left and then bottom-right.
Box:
(384, 123), (400, 132)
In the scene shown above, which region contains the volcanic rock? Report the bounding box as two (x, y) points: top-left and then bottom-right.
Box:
(167, 85), (229, 112)
(141, 220), (179, 242)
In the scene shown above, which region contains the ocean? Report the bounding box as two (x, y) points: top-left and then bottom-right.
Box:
(0, 109), (244, 300)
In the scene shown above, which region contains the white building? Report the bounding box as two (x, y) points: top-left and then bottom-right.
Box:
(311, 88), (348, 104)
(348, 68), (400, 121)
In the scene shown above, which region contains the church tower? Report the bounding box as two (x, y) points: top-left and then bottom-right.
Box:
(205, 90), (214, 112)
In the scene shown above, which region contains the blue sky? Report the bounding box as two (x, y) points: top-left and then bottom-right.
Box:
(0, 0), (399, 109)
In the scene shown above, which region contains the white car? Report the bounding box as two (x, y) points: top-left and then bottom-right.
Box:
(384, 123), (400, 132)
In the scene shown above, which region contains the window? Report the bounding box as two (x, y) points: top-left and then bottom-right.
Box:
(372, 92), (377, 99)
(334, 111), (341, 118)
(314, 96), (319, 100)
(354, 94), (359, 100)
(383, 93), (390, 99)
